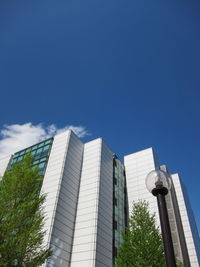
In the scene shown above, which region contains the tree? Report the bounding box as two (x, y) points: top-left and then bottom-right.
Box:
(115, 200), (166, 267)
(0, 154), (52, 267)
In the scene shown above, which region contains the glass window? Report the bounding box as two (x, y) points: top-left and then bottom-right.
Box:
(31, 145), (38, 151)
(38, 162), (45, 168)
(7, 138), (53, 175)
(36, 148), (43, 154)
(115, 230), (119, 242)
(12, 158), (17, 164)
(114, 220), (117, 230)
(43, 145), (50, 151)
(113, 197), (117, 206)
(39, 169), (45, 175)
(34, 154), (40, 160)
(38, 142), (44, 148)
(31, 150), (37, 156)
(115, 206), (118, 215)
(39, 157), (47, 162)
(17, 156), (23, 162)
(45, 139), (52, 144)
(42, 150), (49, 157)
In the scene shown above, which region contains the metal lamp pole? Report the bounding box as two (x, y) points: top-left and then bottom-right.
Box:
(146, 170), (177, 267)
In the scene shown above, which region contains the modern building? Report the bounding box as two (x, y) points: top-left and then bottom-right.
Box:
(0, 130), (199, 267)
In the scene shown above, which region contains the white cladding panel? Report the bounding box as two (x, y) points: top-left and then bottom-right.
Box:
(43, 131), (84, 267)
(172, 173), (200, 267)
(124, 148), (160, 225)
(71, 139), (113, 267)
(0, 155), (11, 177)
(95, 141), (113, 267)
(71, 139), (102, 267)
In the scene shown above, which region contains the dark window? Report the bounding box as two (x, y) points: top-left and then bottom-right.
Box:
(113, 196), (117, 206)
(113, 247), (118, 258)
(113, 220), (117, 230)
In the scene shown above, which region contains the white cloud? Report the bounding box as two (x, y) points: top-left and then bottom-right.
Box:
(0, 123), (89, 159)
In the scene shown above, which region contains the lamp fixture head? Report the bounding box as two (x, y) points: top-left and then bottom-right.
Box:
(146, 169), (171, 196)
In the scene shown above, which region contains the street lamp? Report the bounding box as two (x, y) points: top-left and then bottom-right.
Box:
(146, 170), (176, 267)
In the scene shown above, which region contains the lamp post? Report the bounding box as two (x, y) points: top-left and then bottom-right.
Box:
(146, 170), (176, 267)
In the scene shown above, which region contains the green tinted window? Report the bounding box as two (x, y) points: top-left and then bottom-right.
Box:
(31, 150), (37, 156)
(36, 148), (43, 154)
(38, 162), (45, 168)
(8, 138), (53, 176)
(43, 145), (50, 151)
(113, 157), (127, 263)
(39, 157), (47, 162)
(12, 158), (17, 164)
(17, 156), (23, 162)
(32, 145), (38, 151)
(38, 143), (44, 148)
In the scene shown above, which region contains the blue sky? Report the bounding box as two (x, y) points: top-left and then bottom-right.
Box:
(0, 0), (200, 232)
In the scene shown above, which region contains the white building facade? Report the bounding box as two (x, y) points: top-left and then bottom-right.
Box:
(0, 131), (199, 267)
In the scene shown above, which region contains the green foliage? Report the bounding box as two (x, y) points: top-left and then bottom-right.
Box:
(176, 261), (184, 267)
(115, 200), (166, 267)
(0, 154), (52, 267)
